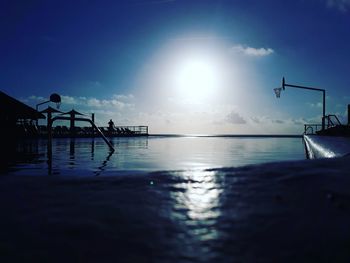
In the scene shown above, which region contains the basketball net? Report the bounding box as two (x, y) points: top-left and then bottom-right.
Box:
(274, 87), (282, 98)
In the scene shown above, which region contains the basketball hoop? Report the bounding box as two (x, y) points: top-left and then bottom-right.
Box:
(274, 87), (282, 98)
(49, 93), (61, 109)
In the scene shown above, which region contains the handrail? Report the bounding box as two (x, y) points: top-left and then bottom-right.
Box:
(304, 114), (345, 135)
(323, 114), (341, 128)
(105, 125), (148, 135)
(49, 116), (115, 152)
(304, 123), (322, 135)
(304, 126), (314, 135)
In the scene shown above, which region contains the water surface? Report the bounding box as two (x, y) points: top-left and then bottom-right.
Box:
(2, 136), (350, 263)
(2, 135), (305, 176)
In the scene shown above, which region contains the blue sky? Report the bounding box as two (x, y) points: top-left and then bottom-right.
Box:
(1, 0), (350, 134)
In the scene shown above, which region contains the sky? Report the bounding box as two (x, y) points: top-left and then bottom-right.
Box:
(1, 0), (350, 134)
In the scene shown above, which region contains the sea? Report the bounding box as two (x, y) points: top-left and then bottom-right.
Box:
(1, 135), (350, 262)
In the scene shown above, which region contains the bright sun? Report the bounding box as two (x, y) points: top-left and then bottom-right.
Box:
(174, 57), (220, 102)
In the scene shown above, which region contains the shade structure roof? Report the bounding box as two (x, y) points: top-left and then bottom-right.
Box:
(0, 91), (45, 120)
(60, 109), (85, 116)
(40, 106), (62, 114)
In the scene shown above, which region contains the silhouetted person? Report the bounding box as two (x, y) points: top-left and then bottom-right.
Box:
(108, 119), (115, 132)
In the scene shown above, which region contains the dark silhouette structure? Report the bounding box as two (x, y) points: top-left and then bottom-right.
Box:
(277, 80), (350, 136)
(60, 109), (85, 136)
(275, 77), (326, 130)
(35, 93), (61, 126)
(0, 91), (45, 138)
(36, 93), (61, 111)
(40, 106), (62, 127)
(0, 91), (148, 139)
(48, 112), (115, 152)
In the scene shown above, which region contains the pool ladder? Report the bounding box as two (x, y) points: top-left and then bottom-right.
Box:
(48, 116), (115, 152)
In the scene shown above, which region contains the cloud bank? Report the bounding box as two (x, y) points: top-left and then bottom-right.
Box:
(226, 111), (247, 124)
(230, 45), (274, 57)
(61, 95), (135, 110)
(29, 94), (135, 112)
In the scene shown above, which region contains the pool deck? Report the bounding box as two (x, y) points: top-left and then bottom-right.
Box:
(304, 135), (350, 159)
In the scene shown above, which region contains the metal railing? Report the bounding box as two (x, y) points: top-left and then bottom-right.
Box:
(49, 116), (115, 152)
(324, 114), (341, 128)
(104, 125), (149, 135)
(304, 124), (323, 135)
(38, 125), (148, 137)
(304, 115), (344, 135)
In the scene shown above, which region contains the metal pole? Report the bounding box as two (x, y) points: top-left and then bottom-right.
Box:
(283, 83), (324, 92)
(322, 90), (326, 130)
(70, 113), (75, 137)
(36, 100), (50, 126)
(282, 78), (326, 131)
(92, 113), (95, 137)
(48, 117), (52, 151)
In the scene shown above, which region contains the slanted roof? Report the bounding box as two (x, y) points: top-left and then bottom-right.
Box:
(0, 91), (45, 120)
(40, 106), (62, 114)
(61, 109), (85, 116)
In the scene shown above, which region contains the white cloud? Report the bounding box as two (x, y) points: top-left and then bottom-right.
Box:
(61, 94), (135, 110)
(307, 102), (323, 108)
(26, 93), (135, 112)
(61, 95), (79, 105)
(272, 119), (285, 124)
(77, 95), (136, 110)
(291, 118), (308, 125)
(250, 117), (261, 124)
(111, 99), (132, 109)
(226, 111), (247, 124)
(230, 44), (274, 57)
(257, 116), (284, 124)
(326, 0), (350, 11)
(28, 95), (46, 102)
(87, 98), (102, 107)
(249, 116), (311, 126)
(113, 94), (134, 101)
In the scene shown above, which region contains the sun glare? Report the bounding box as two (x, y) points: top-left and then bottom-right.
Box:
(174, 57), (220, 102)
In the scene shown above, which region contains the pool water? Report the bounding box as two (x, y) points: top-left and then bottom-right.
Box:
(1, 136), (349, 262)
(2, 136), (305, 176)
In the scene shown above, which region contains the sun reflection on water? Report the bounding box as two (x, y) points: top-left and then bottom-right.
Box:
(170, 170), (222, 242)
